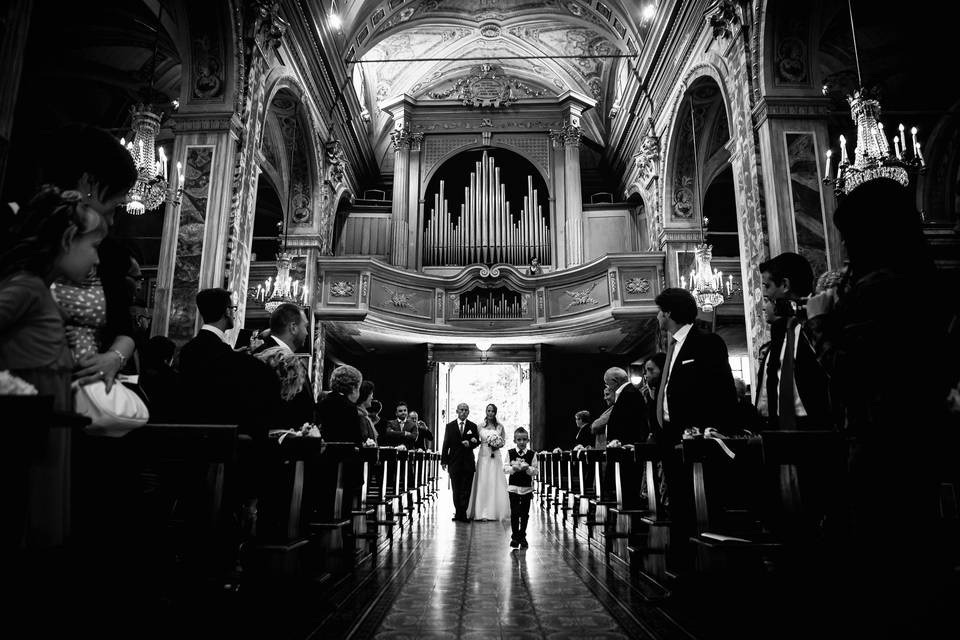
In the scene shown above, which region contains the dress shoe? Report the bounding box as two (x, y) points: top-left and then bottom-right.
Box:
(510, 539), (520, 548)
(519, 539), (529, 549)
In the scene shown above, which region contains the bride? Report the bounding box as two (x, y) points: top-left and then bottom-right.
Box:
(466, 403), (510, 521)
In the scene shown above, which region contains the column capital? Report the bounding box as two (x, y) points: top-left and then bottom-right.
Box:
(250, 0), (288, 50)
(390, 125), (422, 151)
(548, 123), (581, 148)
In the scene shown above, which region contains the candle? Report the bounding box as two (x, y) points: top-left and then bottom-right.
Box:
(893, 136), (901, 160)
(898, 124), (906, 157)
(158, 147), (168, 179)
(839, 135), (848, 164)
(824, 149), (832, 178)
(915, 141), (925, 166)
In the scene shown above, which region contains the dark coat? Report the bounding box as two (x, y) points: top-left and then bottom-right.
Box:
(606, 383), (650, 444)
(657, 325), (737, 443)
(440, 419), (480, 474)
(755, 322), (834, 429)
(316, 391), (364, 444)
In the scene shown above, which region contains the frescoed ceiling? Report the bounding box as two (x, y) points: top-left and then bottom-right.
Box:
(331, 0), (650, 167)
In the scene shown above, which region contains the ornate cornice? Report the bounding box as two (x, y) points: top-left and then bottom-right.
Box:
(172, 111), (243, 134)
(752, 95), (832, 128)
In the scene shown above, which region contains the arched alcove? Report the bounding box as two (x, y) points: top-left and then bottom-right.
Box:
(252, 176), (283, 262)
(422, 147), (551, 266)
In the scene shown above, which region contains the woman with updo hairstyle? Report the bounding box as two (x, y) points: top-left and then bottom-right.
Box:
(317, 364), (364, 444)
(806, 177), (950, 636)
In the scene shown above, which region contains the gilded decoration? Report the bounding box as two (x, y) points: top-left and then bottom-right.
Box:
(563, 281), (599, 310)
(427, 63), (548, 108)
(625, 277), (651, 295)
(330, 280), (355, 297)
(382, 285), (418, 312)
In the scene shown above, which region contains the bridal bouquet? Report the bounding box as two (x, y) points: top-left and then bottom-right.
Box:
(485, 432), (504, 457)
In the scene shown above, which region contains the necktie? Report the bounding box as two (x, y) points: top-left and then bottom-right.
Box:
(656, 336), (677, 428)
(765, 325), (786, 421)
(778, 319), (798, 429)
(459, 421), (464, 437)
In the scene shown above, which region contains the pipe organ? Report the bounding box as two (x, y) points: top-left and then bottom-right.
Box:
(423, 150), (550, 267)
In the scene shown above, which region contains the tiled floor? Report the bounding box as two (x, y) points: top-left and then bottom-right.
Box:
(345, 491), (691, 640)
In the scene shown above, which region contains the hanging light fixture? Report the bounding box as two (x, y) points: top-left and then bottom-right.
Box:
(251, 112), (307, 312)
(822, 0), (924, 197)
(679, 95), (725, 312)
(121, 4), (170, 215)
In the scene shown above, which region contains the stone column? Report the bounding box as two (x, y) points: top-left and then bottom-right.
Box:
(548, 130), (567, 268)
(529, 345), (546, 452)
(754, 97), (841, 270)
(0, 0), (33, 194)
(406, 132), (424, 269)
(561, 123), (584, 266)
(422, 344), (438, 444)
(152, 113), (241, 343)
(390, 126), (412, 268)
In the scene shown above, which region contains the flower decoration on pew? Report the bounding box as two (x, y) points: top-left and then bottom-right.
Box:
(362, 438), (377, 448)
(606, 439), (622, 449)
(552, 447), (563, 454)
(572, 444), (586, 452)
(0, 370), (38, 395)
(396, 443), (407, 451)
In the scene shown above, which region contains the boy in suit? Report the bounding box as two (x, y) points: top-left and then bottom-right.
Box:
(503, 427), (538, 548)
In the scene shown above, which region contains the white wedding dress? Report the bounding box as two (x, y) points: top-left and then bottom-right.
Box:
(466, 425), (510, 521)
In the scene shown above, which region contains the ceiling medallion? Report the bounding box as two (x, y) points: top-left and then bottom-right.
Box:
(428, 63), (547, 108)
(480, 23), (501, 39)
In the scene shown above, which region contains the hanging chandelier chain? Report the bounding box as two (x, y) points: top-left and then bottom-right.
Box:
(847, 0), (862, 87)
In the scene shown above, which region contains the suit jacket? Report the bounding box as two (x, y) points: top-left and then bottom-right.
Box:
(383, 418), (418, 446)
(178, 330), (280, 439)
(658, 325), (737, 443)
(754, 324), (833, 429)
(254, 340), (316, 429)
(316, 391), (363, 444)
(606, 383), (650, 444)
(440, 419), (480, 474)
(252, 335), (281, 355)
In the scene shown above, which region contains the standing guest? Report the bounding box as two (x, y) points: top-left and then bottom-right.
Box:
(384, 401), (418, 447)
(590, 385), (615, 448)
(805, 178), (950, 636)
(368, 399), (383, 431)
(573, 410), (593, 448)
(139, 335), (179, 423)
(441, 402), (480, 522)
(604, 366), (649, 445)
(653, 287), (736, 569)
(415, 419), (434, 450)
(40, 125), (138, 394)
(640, 353), (666, 436)
(755, 252), (832, 429)
(253, 302), (315, 429)
(316, 364), (364, 444)
(0, 187), (106, 548)
(356, 380), (379, 444)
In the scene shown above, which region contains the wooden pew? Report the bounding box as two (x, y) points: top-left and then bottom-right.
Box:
(379, 448), (405, 530)
(536, 451), (549, 506)
(308, 441), (361, 574)
(352, 446), (383, 556)
(627, 443), (671, 588)
(607, 446), (646, 563)
(575, 449), (604, 544)
(682, 437), (777, 576)
(558, 451), (575, 525)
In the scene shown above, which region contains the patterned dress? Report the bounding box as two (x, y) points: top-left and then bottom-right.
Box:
(51, 274), (107, 362)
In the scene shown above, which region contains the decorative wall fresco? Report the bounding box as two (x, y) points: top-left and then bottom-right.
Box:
(169, 145), (215, 342)
(785, 132), (828, 276)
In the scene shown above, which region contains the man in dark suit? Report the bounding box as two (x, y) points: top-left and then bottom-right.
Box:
(178, 288), (280, 436)
(654, 287), (737, 564)
(253, 302), (315, 429)
(655, 288), (737, 442)
(383, 402), (418, 447)
(756, 253), (833, 429)
(604, 366), (649, 445)
(440, 402), (480, 522)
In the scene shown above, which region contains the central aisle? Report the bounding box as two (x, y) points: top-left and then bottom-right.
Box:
(362, 490), (633, 640)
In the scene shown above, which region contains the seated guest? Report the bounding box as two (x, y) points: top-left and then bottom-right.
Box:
(756, 252), (832, 430)
(383, 401), (418, 447)
(415, 420), (433, 450)
(254, 302), (315, 429)
(604, 367), (649, 445)
(139, 335), (179, 422)
(356, 380), (379, 444)
(316, 364), (364, 444)
(573, 410), (593, 448)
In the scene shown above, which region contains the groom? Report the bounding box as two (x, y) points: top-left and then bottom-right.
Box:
(441, 402), (480, 522)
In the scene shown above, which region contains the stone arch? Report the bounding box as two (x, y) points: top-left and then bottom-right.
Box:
(421, 142), (551, 199)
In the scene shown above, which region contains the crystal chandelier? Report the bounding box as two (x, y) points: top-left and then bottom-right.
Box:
(122, 104), (168, 215)
(252, 252), (306, 313)
(822, 1), (924, 197)
(682, 240), (725, 313)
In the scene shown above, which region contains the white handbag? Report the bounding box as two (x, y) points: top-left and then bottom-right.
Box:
(74, 375), (149, 437)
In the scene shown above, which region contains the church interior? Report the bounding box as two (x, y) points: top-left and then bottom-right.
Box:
(2, 1), (958, 638)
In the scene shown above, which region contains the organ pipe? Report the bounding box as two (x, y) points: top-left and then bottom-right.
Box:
(422, 150), (551, 266)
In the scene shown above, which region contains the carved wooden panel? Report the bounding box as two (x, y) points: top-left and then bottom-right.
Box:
(546, 276), (610, 320)
(324, 273), (360, 307)
(369, 277), (434, 320)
